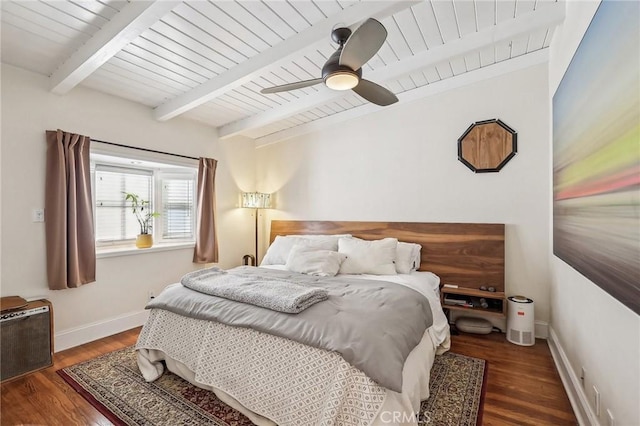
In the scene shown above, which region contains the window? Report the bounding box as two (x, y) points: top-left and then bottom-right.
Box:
(160, 175), (195, 240)
(95, 165), (153, 241)
(91, 153), (197, 247)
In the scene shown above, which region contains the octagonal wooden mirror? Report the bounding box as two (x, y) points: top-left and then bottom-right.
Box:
(458, 119), (517, 173)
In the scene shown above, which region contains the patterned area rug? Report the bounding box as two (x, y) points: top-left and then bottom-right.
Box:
(58, 347), (486, 426)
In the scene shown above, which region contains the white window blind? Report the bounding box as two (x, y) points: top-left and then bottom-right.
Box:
(161, 177), (195, 239)
(95, 165), (153, 242)
(92, 153), (197, 247)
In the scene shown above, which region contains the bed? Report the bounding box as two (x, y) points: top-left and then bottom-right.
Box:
(136, 221), (504, 426)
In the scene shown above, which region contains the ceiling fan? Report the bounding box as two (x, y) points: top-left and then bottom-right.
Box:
(260, 18), (398, 107)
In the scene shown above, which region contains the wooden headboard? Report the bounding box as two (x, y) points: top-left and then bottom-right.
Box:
(270, 220), (505, 291)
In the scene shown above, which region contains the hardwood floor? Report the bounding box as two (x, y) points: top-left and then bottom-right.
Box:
(450, 332), (577, 426)
(1, 328), (576, 425)
(1, 328), (139, 426)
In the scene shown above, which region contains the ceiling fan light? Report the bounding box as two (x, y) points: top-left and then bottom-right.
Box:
(325, 71), (359, 90)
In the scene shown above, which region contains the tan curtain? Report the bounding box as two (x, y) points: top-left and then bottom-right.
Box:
(193, 157), (219, 263)
(45, 130), (96, 290)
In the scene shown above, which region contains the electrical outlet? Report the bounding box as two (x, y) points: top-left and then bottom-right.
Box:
(147, 291), (155, 302)
(606, 409), (615, 426)
(593, 385), (600, 416)
(580, 367), (586, 388)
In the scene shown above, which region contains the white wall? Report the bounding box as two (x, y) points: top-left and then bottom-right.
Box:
(257, 63), (551, 331)
(548, 1), (640, 425)
(0, 62), (3, 292)
(0, 64), (255, 347)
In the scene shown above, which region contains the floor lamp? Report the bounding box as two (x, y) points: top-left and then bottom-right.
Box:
(242, 192), (272, 265)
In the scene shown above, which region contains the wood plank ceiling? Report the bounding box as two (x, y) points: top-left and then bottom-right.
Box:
(1, 0), (564, 145)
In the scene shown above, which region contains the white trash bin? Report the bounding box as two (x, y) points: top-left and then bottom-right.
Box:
(506, 296), (535, 346)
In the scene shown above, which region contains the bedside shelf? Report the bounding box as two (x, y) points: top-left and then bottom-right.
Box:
(441, 286), (506, 318)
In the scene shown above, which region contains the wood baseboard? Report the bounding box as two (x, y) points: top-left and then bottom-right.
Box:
(54, 310), (149, 352)
(535, 320), (549, 339)
(547, 327), (599, 426)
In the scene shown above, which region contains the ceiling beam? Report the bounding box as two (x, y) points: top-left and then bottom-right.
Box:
(254, 49), (549, 147)
(153, 0), (419, 121)
(50, 1), (181, 94)
(219, 2), (565, 140)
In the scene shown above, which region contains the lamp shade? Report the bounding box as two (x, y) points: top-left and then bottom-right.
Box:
(242, 192), (272, 209)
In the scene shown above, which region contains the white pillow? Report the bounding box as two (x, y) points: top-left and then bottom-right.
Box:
(289, 234), (351, 250)
(260, 234), (351, 265)
(338, 237), (398, 275)
(285, 245), (347, 277)
(395, 242), (422, 274)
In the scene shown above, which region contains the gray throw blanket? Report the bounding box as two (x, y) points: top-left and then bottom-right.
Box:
(181, 267), (328, 314)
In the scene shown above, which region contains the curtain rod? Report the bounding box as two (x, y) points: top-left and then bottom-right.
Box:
(91, 138), (198, 161)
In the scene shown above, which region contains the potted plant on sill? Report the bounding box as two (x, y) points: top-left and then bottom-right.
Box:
(124, 192), (160, 249)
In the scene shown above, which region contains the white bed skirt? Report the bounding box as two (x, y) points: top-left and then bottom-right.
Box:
(137, 310), (448, 426)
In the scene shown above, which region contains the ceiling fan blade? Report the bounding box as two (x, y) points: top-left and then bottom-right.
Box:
(352, 79), (398, 106)
(339, 18), (387, 70)
(261, 78), (323, 94)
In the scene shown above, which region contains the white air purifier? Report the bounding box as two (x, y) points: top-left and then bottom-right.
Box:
(506, 296), (535, 346)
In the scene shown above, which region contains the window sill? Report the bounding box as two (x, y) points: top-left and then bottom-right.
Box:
(97, 242), (195, 259)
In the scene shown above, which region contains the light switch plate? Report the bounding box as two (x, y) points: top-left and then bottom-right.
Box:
(32, 209), (45, 222)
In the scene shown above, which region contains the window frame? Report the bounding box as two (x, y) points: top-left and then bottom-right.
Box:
(90, 148), (198, 250)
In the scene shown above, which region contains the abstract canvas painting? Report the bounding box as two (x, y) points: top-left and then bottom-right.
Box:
(553, 0), (639, 314)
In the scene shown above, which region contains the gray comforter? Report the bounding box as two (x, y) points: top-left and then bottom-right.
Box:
(146, 266), (433, 392)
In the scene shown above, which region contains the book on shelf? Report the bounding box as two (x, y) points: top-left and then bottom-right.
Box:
(443, 296), (473, 308)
